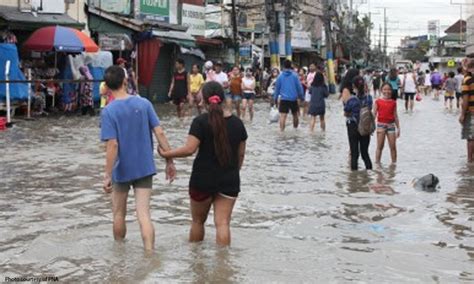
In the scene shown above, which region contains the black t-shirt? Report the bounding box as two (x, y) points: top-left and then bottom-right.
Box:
(189, 113), (248, 194)
(172, 70), (188, 98)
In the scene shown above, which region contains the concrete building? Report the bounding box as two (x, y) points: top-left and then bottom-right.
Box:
(466, 0), (474, 56)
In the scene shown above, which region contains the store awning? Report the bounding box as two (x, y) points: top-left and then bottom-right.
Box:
(0, 5), (84, 31)
(195, 36), (224, 47)
(152, 30), (196, 48)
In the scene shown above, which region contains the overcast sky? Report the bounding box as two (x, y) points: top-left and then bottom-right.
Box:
(355, 0), (463, 52)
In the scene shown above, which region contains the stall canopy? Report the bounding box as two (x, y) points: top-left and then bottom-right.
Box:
(0, 44), (28, 102)
(0, 5), (84, 31)
(152, 30), (196, 48)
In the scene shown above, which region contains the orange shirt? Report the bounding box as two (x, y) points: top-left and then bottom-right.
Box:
(229, 75), (242, 95)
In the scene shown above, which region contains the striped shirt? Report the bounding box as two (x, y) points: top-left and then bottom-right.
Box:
(462, 75), (474, 113)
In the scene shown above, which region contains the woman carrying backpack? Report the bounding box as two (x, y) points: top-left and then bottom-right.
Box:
(344, 75), (374, 171)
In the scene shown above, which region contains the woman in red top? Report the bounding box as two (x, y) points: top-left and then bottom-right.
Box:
(373, 83), (401, 164)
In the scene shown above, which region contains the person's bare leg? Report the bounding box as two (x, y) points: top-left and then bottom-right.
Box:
(280, 113), (288, 131)
(468, 141), (474, 163)
(235, 100), (241, 118)
(189, 197), (213, 242)
(320, 115), (326, 131)
(410, 99), (414, 112)
(241, 99), (248, 120)
(293, 112), (299, 129)
(213, 195), (236, 246)
(249, 99), (254, 121)
(226, 98), (233, 114)
(134, 188), (154, 252)
(309, 116), (316, 132)
(112, 189), (129, 241)
(387, 133), (397, 163)
(375, 131), (386, 164)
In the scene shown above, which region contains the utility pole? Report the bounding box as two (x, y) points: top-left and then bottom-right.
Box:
(383, 7), (387, 68)
(231, 0), (239, 66)
(284, 0), (292, 61)
(323, 0), (336, 94)
(266, 0), (279, 68)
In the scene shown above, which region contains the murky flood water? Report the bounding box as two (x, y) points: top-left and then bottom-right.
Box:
(1, 97), (473, 283)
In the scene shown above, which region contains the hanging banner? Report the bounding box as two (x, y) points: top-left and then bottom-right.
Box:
(181, 4), (205, 36)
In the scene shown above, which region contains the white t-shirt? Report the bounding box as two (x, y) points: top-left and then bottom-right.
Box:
(214, 71), (229, 87)
(424, 74), (432, 86)
(455, 74), (464, 93)
(242, 77), (255, 93)
(404, 73), (417, 93)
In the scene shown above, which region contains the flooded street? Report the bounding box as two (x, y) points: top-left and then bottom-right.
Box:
(1, 97), (473, 283)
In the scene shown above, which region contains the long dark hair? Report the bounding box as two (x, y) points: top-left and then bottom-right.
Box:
(352, 75), (366, 99)
(341, 68), (359, 93)
(311, 72), (325, 87)
(201, 82), (232, 167)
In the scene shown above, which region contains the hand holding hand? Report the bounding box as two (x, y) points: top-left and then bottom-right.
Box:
(459, 114), (465, 125)
(165, 162), (176, 184)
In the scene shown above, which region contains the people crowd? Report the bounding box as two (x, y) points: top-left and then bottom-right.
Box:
(96, 57), (474, 252)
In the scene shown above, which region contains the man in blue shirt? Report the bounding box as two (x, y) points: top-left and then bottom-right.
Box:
(101, 65), (176, 252)
(273, 60), (305, 131)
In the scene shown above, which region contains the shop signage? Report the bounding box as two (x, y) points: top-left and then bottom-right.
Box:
(90, 0), (131, 15)
(292, 31), (312, 49)
(140, 0), (170, 22)
(181, 4), (205, 36)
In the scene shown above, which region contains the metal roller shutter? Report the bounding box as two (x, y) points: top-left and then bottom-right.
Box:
(140, 44), (173, 103)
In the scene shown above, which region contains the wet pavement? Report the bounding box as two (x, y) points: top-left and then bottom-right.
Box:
(0, 96), (473, 283)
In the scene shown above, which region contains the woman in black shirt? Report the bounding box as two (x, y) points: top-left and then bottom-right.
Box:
(159, 81), (248, 246)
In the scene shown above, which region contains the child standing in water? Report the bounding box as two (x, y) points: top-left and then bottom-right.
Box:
(444, 71), (457, 110)
(308, 72), (328, 132)
(374, 83), (401, 164)
(159, 81), (248, 246)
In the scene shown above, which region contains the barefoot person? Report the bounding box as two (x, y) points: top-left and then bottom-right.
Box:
(168, 58), (189, 118)
(308, 72), (328, 132)
(159, 81), (247, 246)
(241, 68), (256, 120)
(228, 66), (243, 117)
(101, 66), (176, 252)
(344, 75), (373, 171)
(374, 83), (401, 164)
(273, 60), (305, 131)
(460, 58), (474, 163)
(189, 64), (205, 114)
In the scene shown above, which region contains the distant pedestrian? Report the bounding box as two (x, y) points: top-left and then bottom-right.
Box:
(431, 69), (443, 100)
(423, 69), (432, 96)
(308, 72), (328, 132)
(100, 65), (176, 252)
(403, 69), (417, 112)
(189, 64), (205, 114)
(266, 68), (280, 100)
(386, 68), (401, 100)
(306, 63), (318, 114)
(273, 60), (305, 131)
(79, 66), (94, 116)
(228, 66), (243, 117)
(374, 83), (400, 164)
(299, 68), (309, 117)
(444, 71), (457, 110)
(344, 75), (373, 171)
(455, 67), (465, 109)
(373, 71), (382, 98)
(159, 81), (248, 246)
(168, 58), (189, 118)
(241, 68), (256, 121)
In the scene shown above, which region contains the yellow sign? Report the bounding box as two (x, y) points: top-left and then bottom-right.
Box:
(447, 59), (456, 68)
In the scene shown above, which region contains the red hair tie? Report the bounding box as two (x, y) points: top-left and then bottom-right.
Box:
(208, 95), (221, 104)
